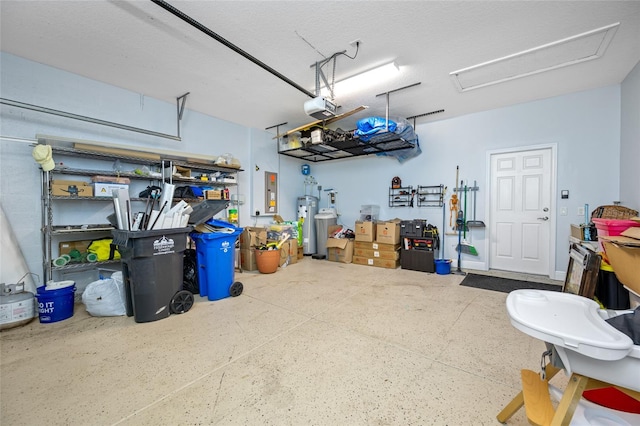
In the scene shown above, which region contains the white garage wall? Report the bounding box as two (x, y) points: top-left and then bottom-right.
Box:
(0, 52), (255, 283)
(0, 52), (628, 282)
(620, 60), (640, 211)
(289, 85), (621, 278)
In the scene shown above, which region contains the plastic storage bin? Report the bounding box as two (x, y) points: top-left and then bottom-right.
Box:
(190, 219), (243, 301)
(359, 204), (380, 221)
(592, 218), (640, 237)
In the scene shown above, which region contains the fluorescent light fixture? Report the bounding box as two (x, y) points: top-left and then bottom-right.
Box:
(450, 22), (620, 92)
(320, 61), (400, 98)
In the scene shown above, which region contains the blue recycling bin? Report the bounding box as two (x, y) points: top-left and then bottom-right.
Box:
(190, 220), (243, 301)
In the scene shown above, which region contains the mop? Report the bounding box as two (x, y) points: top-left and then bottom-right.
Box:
(456, 183), (478, 255)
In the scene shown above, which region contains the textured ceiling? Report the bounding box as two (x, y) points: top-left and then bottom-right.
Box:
(1, 1), (639, 134)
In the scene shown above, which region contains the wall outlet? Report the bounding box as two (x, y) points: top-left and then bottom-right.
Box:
(577, 206), (585, 216)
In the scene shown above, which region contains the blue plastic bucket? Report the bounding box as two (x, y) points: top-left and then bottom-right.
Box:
(191, 220), (242, 301)
(435, 259), (452, 275)
(36, 284), (76, 323)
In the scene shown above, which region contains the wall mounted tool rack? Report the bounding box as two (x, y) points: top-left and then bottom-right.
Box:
(417, 185), (444, 207)
(389, 186), (414, 207)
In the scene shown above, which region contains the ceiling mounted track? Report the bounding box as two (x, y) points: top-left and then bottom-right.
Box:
(151, 0), (315, 99)
(0, 94), (189, 141)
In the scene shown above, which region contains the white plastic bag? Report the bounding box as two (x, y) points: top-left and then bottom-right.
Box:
(81, 271), (126, 316)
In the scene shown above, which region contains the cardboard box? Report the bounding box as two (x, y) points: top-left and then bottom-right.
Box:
(352, 255), (400, 269)
(175, 166), (191, 178)
(240, 248), (258, 271)
(277, 240), (297, 266)
(353, 247), (399, 260)
(376, 220), (401, 245)
(91, 175), (131, 184)
(326, 238), (354, 263)
(570, 224), (584, 240)
(287, 240), (298, 265)
(354, 241), (401, 252)
(298, 246), (304, 260)
(51, 180), (93, 197)
(204, 189), (227, 200)
(600, 226), (640, 295)
(355, 221), (376, 242)
(94, 182), (129, 197)
(59, 240), (93, 256)
(240, 227), (267, 249)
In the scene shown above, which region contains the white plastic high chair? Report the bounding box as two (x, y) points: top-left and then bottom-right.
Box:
(497, 290), (640, 425)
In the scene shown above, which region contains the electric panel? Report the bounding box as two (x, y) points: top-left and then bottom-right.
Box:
(264, 171), (278, 214)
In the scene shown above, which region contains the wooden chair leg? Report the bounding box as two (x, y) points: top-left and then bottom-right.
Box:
(550, 373), (589, 426)
(496, 391), (524, 423)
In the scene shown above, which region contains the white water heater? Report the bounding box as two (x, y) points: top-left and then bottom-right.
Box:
(298, 195), (318, 255)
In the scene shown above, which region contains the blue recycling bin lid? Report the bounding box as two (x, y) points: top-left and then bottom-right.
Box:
(190, 219), (242, 240)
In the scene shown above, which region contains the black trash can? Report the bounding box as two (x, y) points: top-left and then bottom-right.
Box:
(112, 227), (190, 323)
(111, 200), (230, 323)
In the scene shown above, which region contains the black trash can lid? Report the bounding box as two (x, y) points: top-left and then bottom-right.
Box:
(189, 200), (230, 226)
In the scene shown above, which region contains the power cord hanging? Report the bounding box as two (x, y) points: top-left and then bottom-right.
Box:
(313, 42), (360, 99)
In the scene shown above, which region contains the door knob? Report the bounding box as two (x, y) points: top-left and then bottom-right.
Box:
(537, 216), (549, 221)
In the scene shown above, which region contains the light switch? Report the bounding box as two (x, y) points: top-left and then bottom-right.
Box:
(560, 207), (568, 216)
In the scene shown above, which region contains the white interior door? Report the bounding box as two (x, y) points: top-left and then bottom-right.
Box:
(490, 148), (552, 275)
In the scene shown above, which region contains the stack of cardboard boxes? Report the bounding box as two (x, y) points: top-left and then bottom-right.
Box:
(352, 219), (401, 269)
(239, 225), (300, 271)
(239, 227), (267, 271)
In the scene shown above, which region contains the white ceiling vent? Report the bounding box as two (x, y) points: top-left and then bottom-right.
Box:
(450, 22), (620, 92)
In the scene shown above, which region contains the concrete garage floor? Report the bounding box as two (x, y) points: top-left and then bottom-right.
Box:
(1, 259), (564, 425)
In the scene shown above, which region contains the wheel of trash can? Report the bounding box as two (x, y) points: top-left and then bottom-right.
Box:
(229, 282), (243, 297)
(170, 290), (194, 314)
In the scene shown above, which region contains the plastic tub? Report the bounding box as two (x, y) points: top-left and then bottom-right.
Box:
(592, 218), (640, 237)
(435, 259), (451, 275)
(36, 284), (76, 323)
(45, 280), (75, 291)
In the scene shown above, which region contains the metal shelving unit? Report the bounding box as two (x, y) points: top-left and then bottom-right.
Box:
(40, 144), (243, 283)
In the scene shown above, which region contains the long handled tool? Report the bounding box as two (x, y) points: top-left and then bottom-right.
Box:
(452, 210), (466, 275)
(467, 180), (486, 228)
(457, 181), (478, 256)
(441, 186), (447, 260)
(450, 166), (460, 230)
